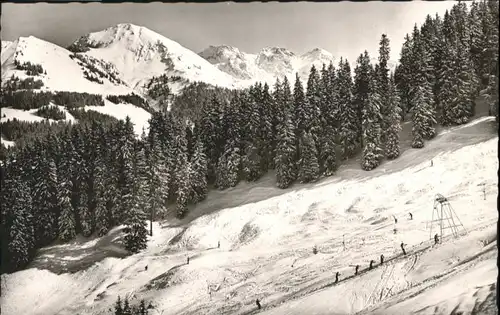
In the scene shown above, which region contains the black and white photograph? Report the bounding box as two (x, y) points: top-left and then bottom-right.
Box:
(0, 1), (498, 314)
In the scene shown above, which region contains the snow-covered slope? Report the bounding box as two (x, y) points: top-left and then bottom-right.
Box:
(71, 23), (241, 91)
(1, 117), (497, 315)
(1, 36), (133, 95)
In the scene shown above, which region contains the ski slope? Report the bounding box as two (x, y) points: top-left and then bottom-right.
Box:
(1, 117), (497, 315)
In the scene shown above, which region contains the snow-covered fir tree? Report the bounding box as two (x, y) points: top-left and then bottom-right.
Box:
(275, 83), (297, 189)
(337, 58), (358, 159)
(354, 51), (373, 147)
(79, 191), (92, 237)
(241, 91), (263, 182)
(176, 163), (192, 219)
(361, 73), (384, 171)
(260, 83), (275, 170)
(297, 131), (320, 183)
(377, 34), (392, 147)
(190, 138), (208, 202)
(123, 197), (148, 253)
(293, 73), (306, 136)
(305, 65), (322, 143)
(33, 156), (60, 246)
(3, 177), (35, 271)
(395, 34), (413, 120)
(411, 86), (428, 148)
(410, 26), (437, 140)
(385, 74), (403, 159)
(58, 178), (77, 242)
(319, 124), (338, 176)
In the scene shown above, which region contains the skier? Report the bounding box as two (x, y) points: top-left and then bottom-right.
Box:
(380, 254), (384, 265)
(187, 257), (190, 265)
(335, 271), (340, 283)
(409, 212), (413, 220)
(369, 260), (374, 270)
(256, 298), (261, 310)
(431, 160), (433, 167)
(400, 242), (406, 255)
(145, 265), (148, 271)
(434, 233), (439, 245)
(218, 241), (220, 248)
(355, 265), (359, 275)
(394, 216), (398, 224)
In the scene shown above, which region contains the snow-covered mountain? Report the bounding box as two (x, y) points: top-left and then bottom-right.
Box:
(199, 45), (337, 84)
(1, 36), (151, 137)
(1, 36), (133, 96)
(199, 45), (397, 84)
(69, 23), (241, 92)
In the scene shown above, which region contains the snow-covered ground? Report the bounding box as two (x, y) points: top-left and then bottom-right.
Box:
(1, 117), (497, 315)
(84, 99), (152, 136)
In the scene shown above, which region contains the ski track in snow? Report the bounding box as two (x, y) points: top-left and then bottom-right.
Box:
(0, 118), (498, 315)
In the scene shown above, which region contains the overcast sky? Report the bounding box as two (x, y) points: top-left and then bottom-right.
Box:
(1, 2), (455, 63)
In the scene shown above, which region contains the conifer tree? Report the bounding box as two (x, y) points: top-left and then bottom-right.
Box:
(353, 51), (373, 147)
(58, 179), (77, 241)
(3, 178), (35, 271)
(305, 65), (322, 138)
(410, 26), (437, 139)
(361, 73), (384, 171)
(396, 34), (413, 120)
(260, 83), (275, 170)
(241, 91), (263, 182)
(411, 86), (428, 149)
(123, 199), (148, 253)
(190, 139), (208, 202)
(93, 125), (111, 236)
(318, 125), (337, 176)
(271, 78), (284, 152)
(337, 58), (358, 159)
(385, 74), (402, 159)
(117, 117), (136, 223)
(275, 84), (297, 189)
(114, 296), (123, 315)
(33, 157), (60, 246)
(378, 34), (392, 148)
(123, 297), (132, 315)
(297, 131), (320, 183)
(176, 163), (192, 219)
(293, 73), (305, 133)
(79, 191), (92, 237)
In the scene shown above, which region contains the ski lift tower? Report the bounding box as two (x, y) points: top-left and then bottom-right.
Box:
(427, 194), (467, 241)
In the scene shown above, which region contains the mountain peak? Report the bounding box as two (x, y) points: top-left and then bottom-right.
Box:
(198, 45), (242, 60)
(301, 48), (334, 59)
(259, 47), (295, 57)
